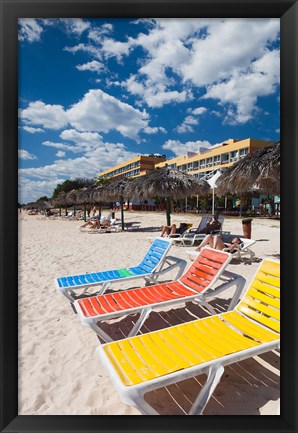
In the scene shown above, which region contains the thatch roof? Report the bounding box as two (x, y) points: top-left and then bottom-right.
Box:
(66, 189), (78, 205)
(126, 167), (209, 200)
(97, 177), (132, 201)
(52, 192), (67, 207)
(76, 187), (95, 204)
(216, 141), (280, 196)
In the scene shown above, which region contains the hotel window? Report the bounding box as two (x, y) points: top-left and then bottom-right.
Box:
(230, 151), (238, 162)
(199, 159), (206, 169)
(181, 164), (187, 172)
(199, 172), (205, 179)
(206, 157), (213, 167)
(239, 148), (248, 158)
(221, 153), (229, 164)
(213, 155), (220, 166)
(187, 162), (193, 171)
(193, 161), (199, 170)
(169, 163), (176, 169)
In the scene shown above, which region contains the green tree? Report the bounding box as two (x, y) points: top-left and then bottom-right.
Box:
(52, 178), (95, 198)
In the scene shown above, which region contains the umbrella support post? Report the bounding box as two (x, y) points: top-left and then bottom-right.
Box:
(166, 197), (171, 226)
(120, 196), (125, 231)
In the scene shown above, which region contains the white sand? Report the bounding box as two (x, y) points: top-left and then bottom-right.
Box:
(18, 210), (280, 415)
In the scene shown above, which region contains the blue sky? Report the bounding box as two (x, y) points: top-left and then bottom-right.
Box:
(18, 18), (280, 203)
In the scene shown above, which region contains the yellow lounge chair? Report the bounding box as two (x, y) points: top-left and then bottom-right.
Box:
(97, 258), (280, 415)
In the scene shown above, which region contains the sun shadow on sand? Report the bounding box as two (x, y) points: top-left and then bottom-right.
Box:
(93, 299), (279, 415)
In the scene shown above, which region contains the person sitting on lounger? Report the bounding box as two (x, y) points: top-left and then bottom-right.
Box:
(80, 212), (116, 229)
(203, 214), (222, 234)
(196, 235), (243, 253)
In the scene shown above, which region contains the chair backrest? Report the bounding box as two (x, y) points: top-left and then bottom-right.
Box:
(196, 215), (224, 234)
(136, 237), (173, 273)
(197, 215), (210, 233)
(235, 258), (280, 333)
(179, 247), (232, 293)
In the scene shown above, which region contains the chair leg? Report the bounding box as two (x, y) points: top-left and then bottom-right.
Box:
(89, 320), (115, 343)
(188, 365), (225, 415)
(128, 307), (152, 338)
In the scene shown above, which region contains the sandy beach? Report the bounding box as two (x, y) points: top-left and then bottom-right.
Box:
(18, 210), (280, 415)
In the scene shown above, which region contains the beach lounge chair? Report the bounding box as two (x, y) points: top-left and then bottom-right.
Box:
(223, 238), (256, 261)
(55, 237), (186, 302)
(172, 215), (225, 247)
(97, 258), (280, 415)
(186, 237), (256, 262)
(74, 248), (245, 342)
(146, 215), (210, 244)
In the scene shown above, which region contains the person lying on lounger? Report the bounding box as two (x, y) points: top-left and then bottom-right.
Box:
(160, 222), (189, 237)
(196, 234), (243, 253)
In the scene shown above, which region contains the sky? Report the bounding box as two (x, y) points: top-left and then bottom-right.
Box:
(18, 18), (280, 204)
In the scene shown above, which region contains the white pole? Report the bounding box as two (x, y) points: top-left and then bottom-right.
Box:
(212, 188), (215, 214)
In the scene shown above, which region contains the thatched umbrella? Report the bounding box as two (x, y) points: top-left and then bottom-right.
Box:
(76, 187), (95, 221)
(66, 189), (78, 216)
(53, 191), (67, 216)
(217, 141), (280, 196)
(127, 166), (209, 225)
(98, 177), (132, 230)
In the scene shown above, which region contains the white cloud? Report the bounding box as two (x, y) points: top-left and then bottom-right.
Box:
(203, 49), (280, 124)
(19, 90), (150, 140)
(162, 139), (212, 156)
(19, 149), (37, 160)
(176, 116), (199, 134)
(100, 38), (131, 61)
(42, 141), (75, 152)
(19, 142), (138, 202)
(76, 60), (105, 73)
(43, 129), (104, 154)
(142, 126), (167, 134)
(64, 43), (101, 59)
(88, 23), (113, 42)
(56, 151), (66, 157)
(60, 19), (90, 37)
(18, 19), (43, 43)
(19, 101), (68, 129)
(67, 89), (149, 140)
(191, 107), (207, 115)
(180, 19), (279, 87)
(23, 126), (45, 134)
(121, 18), (279, 116)
(123, 74), (190, 108)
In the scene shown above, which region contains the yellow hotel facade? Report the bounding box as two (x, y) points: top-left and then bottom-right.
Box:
(98, 138), (271, 181)
(154, 138), (271, 179)
(97, 154), (166, 179)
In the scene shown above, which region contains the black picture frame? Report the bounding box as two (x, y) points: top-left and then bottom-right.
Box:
(0, 1), (297, 432)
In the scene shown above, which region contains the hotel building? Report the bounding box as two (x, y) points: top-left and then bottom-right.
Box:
(97, 154), (166, 180)
(97, 138), (276, 213)
(154, 138), (272, 179)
